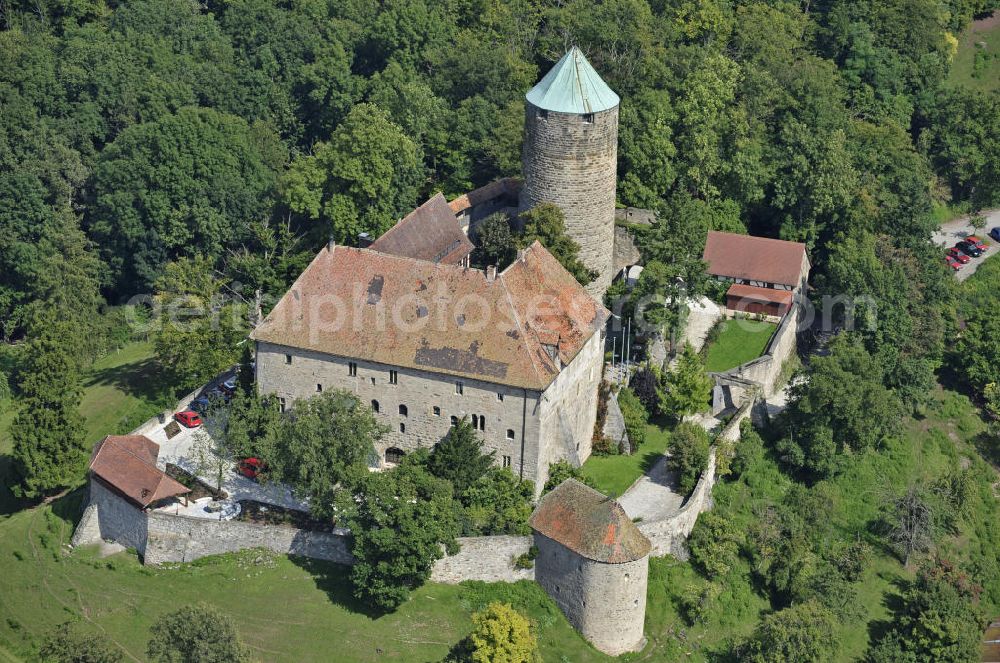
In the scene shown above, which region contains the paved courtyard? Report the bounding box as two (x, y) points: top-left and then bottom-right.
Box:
(140, 411), (310, 515)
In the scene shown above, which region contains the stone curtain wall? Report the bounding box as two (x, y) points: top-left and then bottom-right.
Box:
(638, 449), (718, 557)
(612, 225), (642, 275)
(520, 104), (619, 295)
(430, 535), (535, 583)
(144, 512), (353, 566)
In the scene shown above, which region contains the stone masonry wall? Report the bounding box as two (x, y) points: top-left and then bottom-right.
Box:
(72, 478), (149, 554)
(520, 104), (618, 296)
(430, 535), (535, 583)
(533, 533), (648, 656)
(638, 448), (718, 557)
(143, 511), (354, 566)
(612, 225), (643, 275)
(536, 331), (603, 488)
(256, 341), (544, 483)
(714, 303), (800, 397)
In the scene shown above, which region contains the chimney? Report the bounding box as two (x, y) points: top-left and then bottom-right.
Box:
(486, 265), (497, 282)
(357, 232), (372, 248)
(327, 236), (336, 252)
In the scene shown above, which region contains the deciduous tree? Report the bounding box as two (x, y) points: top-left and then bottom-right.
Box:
(146, 603), (252, 663)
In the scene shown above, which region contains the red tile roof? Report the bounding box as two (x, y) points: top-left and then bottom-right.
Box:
(726, 283), (793, 306)
(370, 193), (475, 265)
(448, 178), (521, 214)
(89, 435), (189, 508)
(530, 479), (651, 563)
(703, 231), (808, 287)
(250, 242), (608, 390)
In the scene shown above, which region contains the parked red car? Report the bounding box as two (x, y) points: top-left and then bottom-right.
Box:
(174, 410), (203, 428)
(947, 247), (971, 264)
(237, 457), (265, 480)
(945, 255), (962, 271)
(965, 235), (989, 252)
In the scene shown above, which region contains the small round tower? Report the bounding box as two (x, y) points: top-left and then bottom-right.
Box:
(520, 47), (620, 297)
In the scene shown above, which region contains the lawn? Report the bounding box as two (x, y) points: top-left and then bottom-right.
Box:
(702, 319), (777, 373)
(581, 420), (671, 496)
(948, 11), (1000, 92)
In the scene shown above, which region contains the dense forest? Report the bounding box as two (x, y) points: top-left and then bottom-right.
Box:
(3, 0), (1000, 660)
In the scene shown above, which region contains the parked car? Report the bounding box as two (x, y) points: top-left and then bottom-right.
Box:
(990, 227), (1000, 242)
(237, 457), (266, 480)
(965, 235), (989, 251)
(221, 376), (238, 394)
(956, 240), (983, 257)
(209, 386), (230, 403)
(947, 247), (971, 264)
(174, 410), (203, 428)
(189, 396), (211, 414)
(945, 255), (962, 271)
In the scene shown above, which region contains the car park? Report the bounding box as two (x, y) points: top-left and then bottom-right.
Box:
(956, 240), (983, 257)
(947, 247), (971, 264)
(174, 410), (203, 428)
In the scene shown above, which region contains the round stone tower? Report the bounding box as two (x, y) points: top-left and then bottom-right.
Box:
(520, 47), (620, 297)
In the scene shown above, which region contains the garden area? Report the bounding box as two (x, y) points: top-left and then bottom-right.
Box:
(702, 319), (777, 373)
(581, 420), (671, 496)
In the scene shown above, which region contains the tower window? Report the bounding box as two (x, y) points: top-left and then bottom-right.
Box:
(399, 422), (405, 433)
(497, 392), (504, 402)
(455, 381), (463, 395)
(348, 361), (357, 376)
(471, 414), (478, 429)
(583, 113), (594, 124)
(433, 406), (441, 416)
(316, 384), (323, 393)
(398, 404), (408, 417)
(450, 416), (458, 427)
(502, 455), (511, 468)
(477, 415), (485, 431)
(371, 399), (380, 413)
(538, 109), (548, 120)
(284, 354), (292, 365)
(389, 369), (398, 385)
(506, 429), (515, 441)
(385, 447), (405, 464)
(279, 397), (286, 412)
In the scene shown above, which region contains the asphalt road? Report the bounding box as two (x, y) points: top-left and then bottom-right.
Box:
(932, 208), (1000, 281)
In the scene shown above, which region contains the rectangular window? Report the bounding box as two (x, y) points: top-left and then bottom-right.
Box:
(389, 370), (398, 385)
(583, 113), (594, 124)
(284, 354), (292, 365)
(455, 381), (463, 395)
(497, 392), (504, 402)
(348, 362), (357, 376)
(433, 406), (441, 416)
(370, 376), (376, 386)
(502, 455), (511, 468)
(279, 397), (286, 413)
(316, 384), (323, 393)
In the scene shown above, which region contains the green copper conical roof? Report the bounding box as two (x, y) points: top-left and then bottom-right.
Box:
(526, 47), (619, 115)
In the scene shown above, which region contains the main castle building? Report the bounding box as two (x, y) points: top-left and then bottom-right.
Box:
(252, 49), (621, 491)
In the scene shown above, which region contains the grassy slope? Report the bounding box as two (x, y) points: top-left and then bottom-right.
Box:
(581, 420), (671, 496)
(703, 319), (777, 373)
(0, 496), (607, 662)
(948, 12), (1000, 92)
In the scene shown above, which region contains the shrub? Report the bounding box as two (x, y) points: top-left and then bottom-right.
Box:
(628, 367), (661, 415)
(591, 436), (620, 456)
(617, 387), (648, 448)
(688, 511), (741, 579)
(40, 623), (122, 663)
(513, 546), (538, 570)
(668, 422), (711, 493)
(739, 600), (839, 662)
(468, 602), (540, 663)
(462, 468), (534, 536)
(542, 460), (596, 495)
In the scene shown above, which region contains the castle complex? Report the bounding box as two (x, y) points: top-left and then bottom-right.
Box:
(251, 48), (624, 492)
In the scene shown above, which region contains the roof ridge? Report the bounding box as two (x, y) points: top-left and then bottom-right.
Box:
(498, 254), (547, 387)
